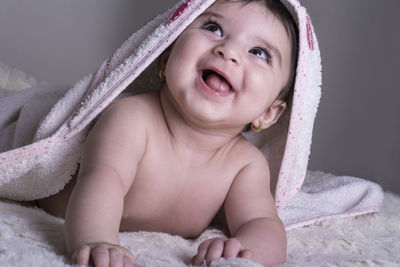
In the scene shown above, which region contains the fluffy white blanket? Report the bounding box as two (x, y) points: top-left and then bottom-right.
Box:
(0, 192), (399, 266)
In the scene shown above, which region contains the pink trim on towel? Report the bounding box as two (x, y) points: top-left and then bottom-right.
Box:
(169, 0), (193, 24)
(0, 138), (54, 167)
(306, 16), (315, 50)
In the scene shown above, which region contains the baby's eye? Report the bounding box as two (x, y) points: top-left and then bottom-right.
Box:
(202, 21), (223, 37)
(249, 47), (272, 65)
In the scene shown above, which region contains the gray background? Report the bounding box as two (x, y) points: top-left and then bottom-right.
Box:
(0, 0), (399, 194)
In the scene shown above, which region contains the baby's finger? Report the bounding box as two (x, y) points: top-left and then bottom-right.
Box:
(222, 238), (242, 259)
(72, 245), (91, 266)
(123, 255), (140, 267)
(192, 239), (213, 266)
(109, 248), (124, 267)
(205, 239), (225, 265)
(239, 249), (253, 260)
(91, 245), (110, 267)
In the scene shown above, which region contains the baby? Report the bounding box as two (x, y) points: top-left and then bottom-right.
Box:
(37, 0), (298, 266)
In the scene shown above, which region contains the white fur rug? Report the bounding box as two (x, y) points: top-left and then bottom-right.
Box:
(0, 192), (399, 266)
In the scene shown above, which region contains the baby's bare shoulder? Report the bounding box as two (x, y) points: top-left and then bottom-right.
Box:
(106, 92), (160, 120)
(230, 135), (269, 168)
(82, 92), (161, 176)
(96, 92), (163, 135)
(87, 92), (161, 151)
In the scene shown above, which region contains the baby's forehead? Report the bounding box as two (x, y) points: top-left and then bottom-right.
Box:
(205, 0), (286, 31)
(217, 0), (278, 12)
(208, 0), (272, 15)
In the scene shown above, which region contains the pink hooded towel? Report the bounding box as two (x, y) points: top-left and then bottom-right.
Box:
(0, 0), (383, 229)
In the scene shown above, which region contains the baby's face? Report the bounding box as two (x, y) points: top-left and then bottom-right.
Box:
(164, 0), (292, 130)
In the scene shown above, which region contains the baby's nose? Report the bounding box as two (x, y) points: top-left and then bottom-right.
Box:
(213, 43), (242, 65)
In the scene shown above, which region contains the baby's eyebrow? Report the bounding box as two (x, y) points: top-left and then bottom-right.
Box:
(198, 11), (224, 19)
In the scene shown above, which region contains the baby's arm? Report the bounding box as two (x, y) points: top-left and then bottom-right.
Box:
(192, 149), (286, 266)
(65, 98), (146, 266)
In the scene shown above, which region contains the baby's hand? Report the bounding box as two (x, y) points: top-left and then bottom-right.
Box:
(71, 242), (139, 267)
(191, 237), (253, 266)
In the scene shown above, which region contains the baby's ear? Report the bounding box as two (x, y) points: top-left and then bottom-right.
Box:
(160, 49), (171, 69)
(253, 100), (287, 130)
(160, 42), (175, 68)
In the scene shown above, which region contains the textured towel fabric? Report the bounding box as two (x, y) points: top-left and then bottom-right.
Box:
(0, 0), (383, 229)
(280, 171), (383, 229)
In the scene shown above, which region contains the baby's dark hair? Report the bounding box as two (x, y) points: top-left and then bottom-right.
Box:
(227, 0), (299, 102)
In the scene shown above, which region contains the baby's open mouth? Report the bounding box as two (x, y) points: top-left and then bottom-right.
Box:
(201, 69), (233, 94)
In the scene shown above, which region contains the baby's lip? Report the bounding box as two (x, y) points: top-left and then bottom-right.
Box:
(201, 67), (235, 93)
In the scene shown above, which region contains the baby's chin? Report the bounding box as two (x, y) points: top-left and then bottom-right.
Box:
(179, 105), (248, 133)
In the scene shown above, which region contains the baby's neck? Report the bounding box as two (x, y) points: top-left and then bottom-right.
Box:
(159, 88), (242, 156)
